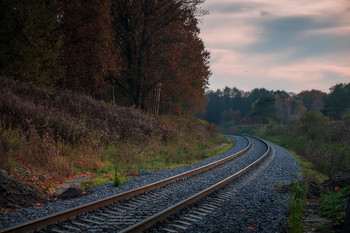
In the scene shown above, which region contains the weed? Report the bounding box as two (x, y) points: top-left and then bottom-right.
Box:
(287, 181), (308, 233)
(113, 166), (122, 187)
(319, 186), (350, 223)
(314, 224), (332, 232)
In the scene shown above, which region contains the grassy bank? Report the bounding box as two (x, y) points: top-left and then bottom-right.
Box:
(0, 77), (228, 192)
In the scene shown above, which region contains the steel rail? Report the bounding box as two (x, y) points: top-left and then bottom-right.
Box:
(0, 137), (251, 233)
(121, 137), (271, 233)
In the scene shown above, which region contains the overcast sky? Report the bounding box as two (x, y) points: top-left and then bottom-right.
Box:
(199, 0), (350, 93)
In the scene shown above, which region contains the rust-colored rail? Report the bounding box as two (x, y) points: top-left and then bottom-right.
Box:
(0, 137), (251, 233)
(121, 137), (270, 233)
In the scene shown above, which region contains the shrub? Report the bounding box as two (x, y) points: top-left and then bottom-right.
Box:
(0, 77), (157, 145)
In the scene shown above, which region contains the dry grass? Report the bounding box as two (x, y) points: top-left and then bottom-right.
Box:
(0, 77), (225, 191)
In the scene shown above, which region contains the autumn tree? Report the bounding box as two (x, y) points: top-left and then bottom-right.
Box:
(275, 95), (307, 123)
(57, 0), (118, 97)
(0, 0), (63, 86)
(111, 0), (208, 113)
(298, 89), (326, 113)
(158, 15), (210, 115)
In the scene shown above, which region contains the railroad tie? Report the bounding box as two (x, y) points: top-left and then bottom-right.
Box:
(90, 215), (105, 221)
(195, 208), (212, 214)
(51, 229), (70, 233)
(200, 205), (216, 211)
(79, 218), (104, 225)
(174, 220), (192, 226)
(187, 214), (203, 219)
(62, 225), (81, 232)
(169, 223), (187, 230)
(182, 216), (199, 222)
(71, 221), (89, 228)
(191, 210), (207, 216)
(204, 203), (220, 208)
(162, 227), (179, 233)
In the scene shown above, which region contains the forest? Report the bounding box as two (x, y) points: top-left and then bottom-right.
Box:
(0, 0), (210, 115)
(0, 0), (226, 198)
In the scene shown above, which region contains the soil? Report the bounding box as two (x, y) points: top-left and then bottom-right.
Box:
(278, 180), (325, 199)
(322, 169), (350, 190)
(0, 169), (94, 211)
(52, 173), (92, 197)
(0, 172), (52, 209)
(303, 200), (333, 233)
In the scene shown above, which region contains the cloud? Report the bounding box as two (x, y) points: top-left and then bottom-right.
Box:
(199, 0), (350, 93)
(242, 14), (350, 61)
(200, 25), (258, 49)
(304, 26), (350, 36)
(203, 1), (266, 14)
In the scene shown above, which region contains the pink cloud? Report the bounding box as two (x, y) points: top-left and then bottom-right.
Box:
(200, 0), (350, 93)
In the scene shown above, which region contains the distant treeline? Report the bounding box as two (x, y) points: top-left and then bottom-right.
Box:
(0, 0), (209, 115)
(200, 83), (350, 125)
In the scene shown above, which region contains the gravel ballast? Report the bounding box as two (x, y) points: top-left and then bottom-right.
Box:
(148, 140), (302, 232)
(0, 136), (248, 229)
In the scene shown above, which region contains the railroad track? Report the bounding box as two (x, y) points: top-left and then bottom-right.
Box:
(148, 138), (276, 232)
(0, 136), (270, 233)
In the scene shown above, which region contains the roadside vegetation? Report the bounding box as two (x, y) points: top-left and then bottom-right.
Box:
(233, 113), (350, 179)
(0, 77), (227, 194)
(231, 118), (350, 232)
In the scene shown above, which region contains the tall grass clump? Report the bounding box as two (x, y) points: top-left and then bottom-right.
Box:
(113, 166), (122, 187)
(288, 181), (308, 233)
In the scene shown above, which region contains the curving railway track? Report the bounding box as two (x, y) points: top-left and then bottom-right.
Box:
(0, 136), (271, 233)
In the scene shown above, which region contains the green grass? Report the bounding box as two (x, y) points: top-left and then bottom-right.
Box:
(80, 138), (234, 188)
(288, 151), (328, 183)
(287, 181), (308, 233)
(113, 166), (122, 187)
(314, 224), (332, 232)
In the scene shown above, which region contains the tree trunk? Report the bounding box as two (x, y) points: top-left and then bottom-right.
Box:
(343, 195), (350, 233)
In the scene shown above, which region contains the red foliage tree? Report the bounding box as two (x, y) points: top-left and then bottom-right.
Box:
(159, 19), (210, 115)
(112, 0), (209, 114)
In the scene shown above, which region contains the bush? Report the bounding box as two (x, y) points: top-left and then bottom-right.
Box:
(319, 186), (350, 223)
(300, 112), (329, 141)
